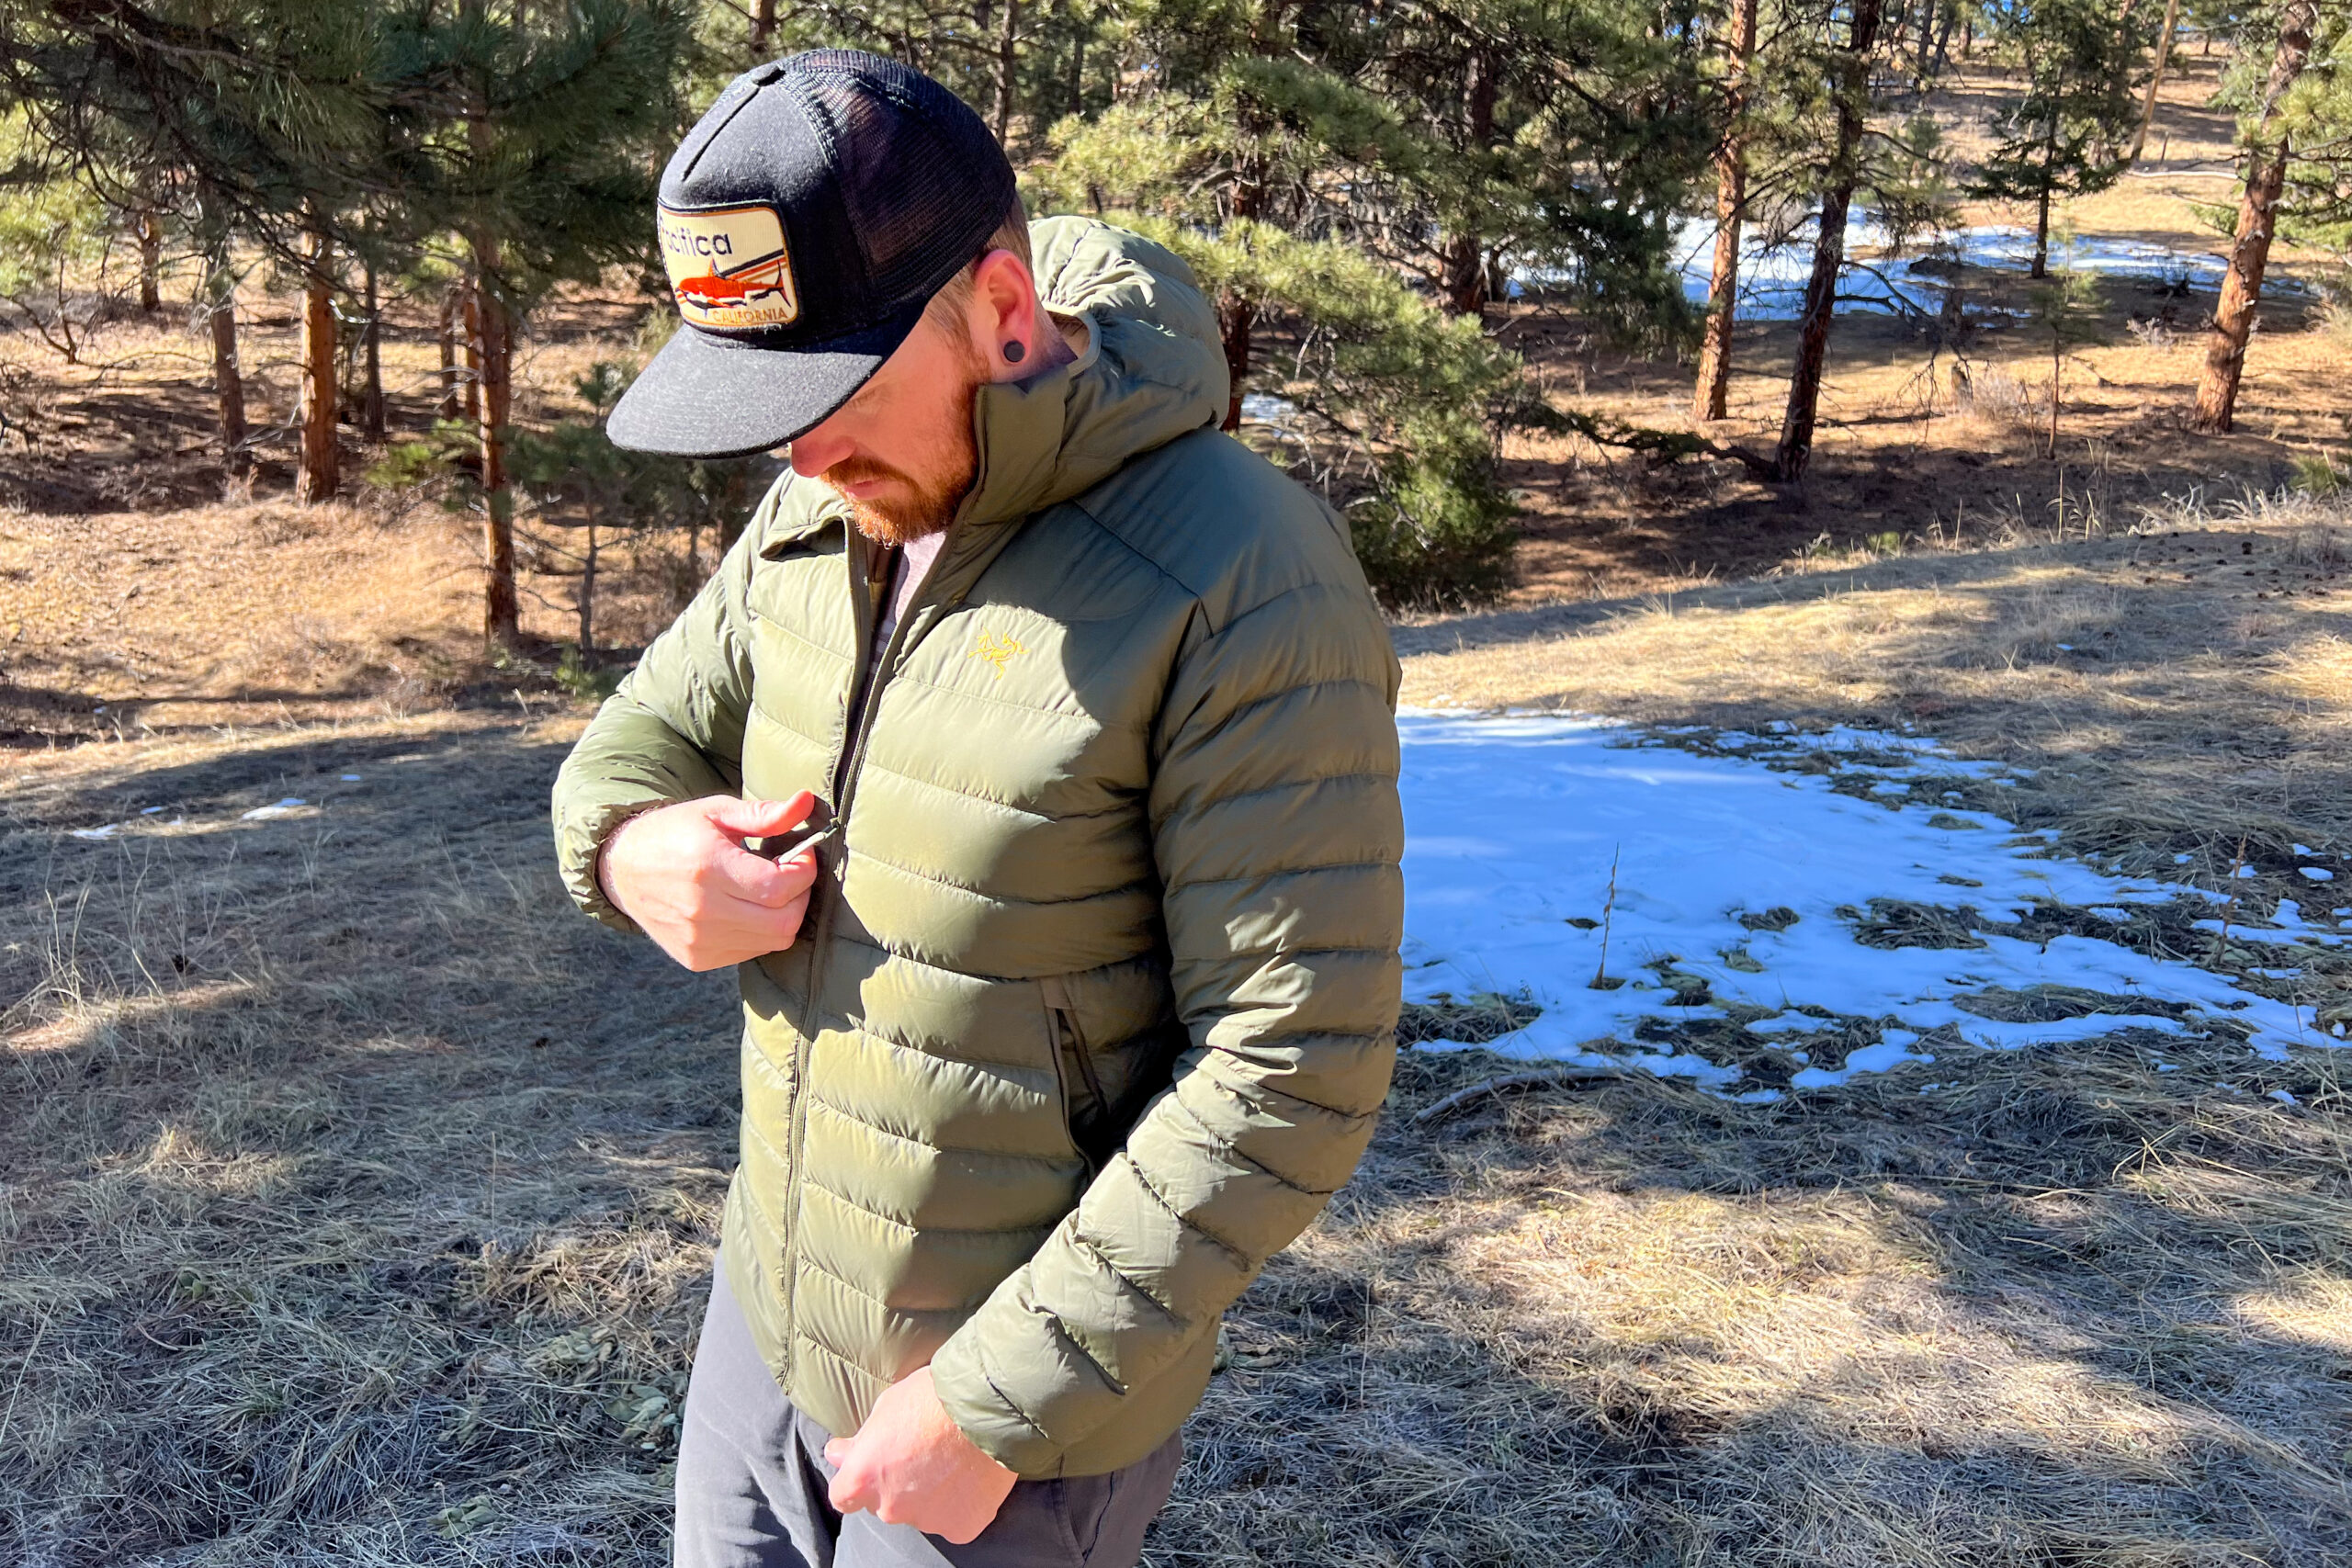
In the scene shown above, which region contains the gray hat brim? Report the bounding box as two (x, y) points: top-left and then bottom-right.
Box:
(605, 301), (927, 459)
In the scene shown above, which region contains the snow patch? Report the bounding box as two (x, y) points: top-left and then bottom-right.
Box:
(1398, 713), (2319, 1089)
(1639, 213), (2312, 325)
(1792, 1033), (1934, 1089)
(241, 797), (307, 821)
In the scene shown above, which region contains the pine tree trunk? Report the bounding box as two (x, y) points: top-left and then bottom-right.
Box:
(463, 36), (518, 644)
(1069, 26), (1084, 116)
(2127, 0), (2184, 164)
(1442, 48), (1499, 317)
(2030, 103), (2063, 278)
(473, 243), (519, 645)
(135, 209), (162, 312)
(461, 280), (483, 426)
(438, 282), (462, 420)
(361, 264), (386, 441)
(1220, 0), (1286, 432)
(719, 465), (752, 554)
(1931, 1), (1959, 78)
(749, 0), (775, 57)
(203, 238), (246, 477)
(2192, 0), (2316, 434)
(1693, 0), (1758, 423)
(1439, 235), (1487, 320)
(1218, 295), (1253, 434)
(1770, 0), (1883, 483)
(993, 0), (1021, 142)
(2032, 178), (2052, 278)
(578, 523), (597, 653)
(296, 219), (339, 504)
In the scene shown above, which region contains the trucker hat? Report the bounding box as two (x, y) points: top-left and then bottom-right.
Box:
(605, 50), (1020, 459)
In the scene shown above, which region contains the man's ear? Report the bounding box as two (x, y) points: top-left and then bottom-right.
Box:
(968, 248), (1041, 383)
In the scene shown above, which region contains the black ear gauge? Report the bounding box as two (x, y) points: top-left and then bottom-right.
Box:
(1002, 340), (1025, 365)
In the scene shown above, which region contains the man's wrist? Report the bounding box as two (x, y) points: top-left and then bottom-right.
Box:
(594, 802), (664, 914)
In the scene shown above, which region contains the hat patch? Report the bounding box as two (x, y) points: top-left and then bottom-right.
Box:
(660, 203), (799, 330)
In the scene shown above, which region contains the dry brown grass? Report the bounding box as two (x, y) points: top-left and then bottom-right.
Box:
(0, 270), (734, 749)
(9, 711), (2350, 1567)
(2, 714), (735, 1563)
(1403, 487), (2352, 885)
(1180, 1042), (2352, 1565)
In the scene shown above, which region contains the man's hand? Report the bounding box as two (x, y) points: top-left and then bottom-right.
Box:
(597, 793), (822, 971)
(823, 1365), (1018, 1544)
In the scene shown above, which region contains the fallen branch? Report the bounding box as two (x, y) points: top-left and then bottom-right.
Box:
(1532, 403), (1784, 479)
(1411, 1065), (1629, 1125)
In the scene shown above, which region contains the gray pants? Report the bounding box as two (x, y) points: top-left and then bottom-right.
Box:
(674, 1260), (1183, 1567)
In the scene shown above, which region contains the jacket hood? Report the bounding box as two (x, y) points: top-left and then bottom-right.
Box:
(955, 217), (1229, 527)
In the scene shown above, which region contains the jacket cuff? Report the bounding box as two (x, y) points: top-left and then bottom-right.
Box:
(929, 1325), (1069, 1478)
(555, 795), (671, 934)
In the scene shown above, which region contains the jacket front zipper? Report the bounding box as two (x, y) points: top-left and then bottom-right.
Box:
(775, 499), (1039, 1382)
(779, 527), (960, 1379)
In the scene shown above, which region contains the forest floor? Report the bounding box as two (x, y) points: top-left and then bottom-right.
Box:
(6, 51), (2352, 1568)
(1479, 51), (2349, 600)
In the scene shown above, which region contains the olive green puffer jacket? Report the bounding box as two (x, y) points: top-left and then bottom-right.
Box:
(552, 216), (1403, 1479)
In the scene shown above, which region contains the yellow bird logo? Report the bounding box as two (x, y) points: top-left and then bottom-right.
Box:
(970, 630), (1025, 678)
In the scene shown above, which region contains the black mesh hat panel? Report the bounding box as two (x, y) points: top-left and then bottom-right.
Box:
(609, 49), (1020, 457)
(796, 55), (1016, 310)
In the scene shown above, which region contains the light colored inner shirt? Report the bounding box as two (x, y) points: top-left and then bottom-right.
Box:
(871, 529), (949, 666)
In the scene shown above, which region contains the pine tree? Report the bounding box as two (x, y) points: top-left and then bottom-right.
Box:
(0, 1), (386, 487)
(1971, 0), (2149, 278)
(2273, 6), (2350, 254)
(1680, 0), (1956, 481)
(1034, 2), (1521, 603)
(1769, 0), (1886, 484)
(2193, 0), (2323, 433)
(1372, 0), (1707, 334)
(1028, 0), (1710, 601)
(376, 0), (690, 645)
(1693, 0), (1759, 423)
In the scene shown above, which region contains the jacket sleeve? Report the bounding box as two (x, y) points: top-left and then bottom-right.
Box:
(929, 576), (1405, 1476)
(549, 508), (768, 932)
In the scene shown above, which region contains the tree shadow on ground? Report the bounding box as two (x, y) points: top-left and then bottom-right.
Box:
(1, 715), (736, 1565)
(1158, 1042), (2352, 1565)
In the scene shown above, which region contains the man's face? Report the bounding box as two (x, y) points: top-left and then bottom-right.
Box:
(786, 299), (989, 547)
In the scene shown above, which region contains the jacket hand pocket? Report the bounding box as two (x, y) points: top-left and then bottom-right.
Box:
(1043, 976), (1110, 1174)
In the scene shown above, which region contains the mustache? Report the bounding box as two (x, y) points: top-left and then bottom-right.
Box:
(820, 457), (910, 491)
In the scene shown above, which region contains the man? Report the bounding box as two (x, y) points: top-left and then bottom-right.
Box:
(552, 49), (1403, 1568)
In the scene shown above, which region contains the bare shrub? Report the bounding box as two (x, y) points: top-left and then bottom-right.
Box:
(1950, 363), (2039, 431)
